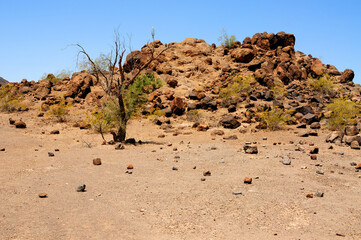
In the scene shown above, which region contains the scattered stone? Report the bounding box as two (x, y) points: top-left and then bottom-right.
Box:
(203, 171), (211, 176)
(0, 148), (5, 151)
(201, 178), (206, 181)
(310, 155), (317, 160)
(243, 145), (258, 154)
(76, 184), (86, 192)
(158, 134), (165, 138)
(310, 147), (319, 154)
(38, 193), (48, 198)
(125, 170), (132, 174)
(223, 135), (238, 140)
(14, 120), (26, 129)
(263, 137), (267, 140)
(310, 122), (321, 129)
(115, 144), (125, 150)
(54, 149), (59, 152)
(219, 115), (241, 129)
(299, 132), (309, 137)
(350, 141), (360, 150)
(244, 177), (252, 184)
(172, 166), (178, 171)
(350, 162), (357, 166)
(9, 118), (15, 125)
(296, 123), (307, 129)
(167, 142), (172, 147)
(79, 123), (91, 129)
(127, 164), (134, 170)
(355, 163), (361, 169)
(335, 233), (346, 237)
(306, 193), (314, 198)
(315, 191), (324, 197)
(93, 158), (102, 165)
(211, 130), (224, 136)
(282, 156), (291, 165)
(48, 152), (54, 157)
(232, 190), (243, 195)
(316, 170), (324, 175)
(345, 125), (359, 136)
(50, 130), (60, 134)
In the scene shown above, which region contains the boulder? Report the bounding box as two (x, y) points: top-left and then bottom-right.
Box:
(340, 69), (354, 83)
(171, 97), (185, 115)
(219, 115), (241, 129)
(231, 48), (254, 63)
(345, 125), (359, 136)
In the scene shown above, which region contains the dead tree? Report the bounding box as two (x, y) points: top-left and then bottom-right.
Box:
(77, 32), (169, 142)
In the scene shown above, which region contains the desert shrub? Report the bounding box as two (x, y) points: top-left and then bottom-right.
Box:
(78, 53), (110, 72)
(186, 110), (203, 122)
(46, 98), (71, 122)
(271, 81), (287, 99)
(123, 73), (163, 119)
(257, 107), (292, 131)
(86, 73), (163, 138)
(148, 108), (166, 118)
(0, 85), (25, 112)
(310, 74), (337, 95)
(219, 75), (256, 100)
(40, 69), (72, 85)
(327, 99), (360, 130)
(218, 29), (237, 48)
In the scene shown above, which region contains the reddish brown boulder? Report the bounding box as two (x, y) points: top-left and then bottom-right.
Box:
(244, 177), (252, 184)
(311, 59), (326, 76)
(65, 71), (94, 99)
(171, 97), (186, 115)
(14, 120), (26, 128)
(340, 69), (354, 83)
(231, 48), (254, 63)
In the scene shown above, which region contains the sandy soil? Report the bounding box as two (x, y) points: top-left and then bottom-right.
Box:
(0, 112), (361, 240)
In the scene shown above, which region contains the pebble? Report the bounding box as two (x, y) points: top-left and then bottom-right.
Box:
(0, 148), (5, 151)
(127, 164), (134, 170)
(38, 193), (48, 198)
(316, 170), (324, 175)
(310, 147), (319, 154)
(232, 190), (243, 195)
(172, 166), (178, 171)
(76, 184), (86, 192)
(48, 152), (54, 157)
(115, 144), (124, 150)
(306, 193), (314, 198)
(282, 156), (291, 165)
(355, 163), (361, 169)
(125, 170), (132, 174)
(203, 171), (211, 176)
(201, 178), (206, 181)
(315, 191), (324, 197)
(244, 177), (252, 184)
(93, 158), (102, 165)
(350, 162), (357, 166)
(310, 155), (317, 160)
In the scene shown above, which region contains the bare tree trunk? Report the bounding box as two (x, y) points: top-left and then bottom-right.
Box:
(111, 94), (127, 142)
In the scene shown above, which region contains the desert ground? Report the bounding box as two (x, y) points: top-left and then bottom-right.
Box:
(1, 110), (360, 240)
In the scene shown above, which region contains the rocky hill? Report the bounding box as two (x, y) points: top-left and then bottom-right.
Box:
(0, 76), (8, 85)
(3, 32), (360, 136)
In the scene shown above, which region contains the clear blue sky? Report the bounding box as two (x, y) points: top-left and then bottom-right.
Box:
(1, 0), (360, 83)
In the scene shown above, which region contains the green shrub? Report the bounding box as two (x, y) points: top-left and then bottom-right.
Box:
(0, 85), (25, 112)
(86, 73), (163, 138)
(310, 74), (337, 95)
(46, 98), (71, 122)
(218, 28), (237, 48)
(219, 75), (256, 100)
(123, 73), (163, 119)
(257, 107), (292, 131)
(327, 99), (360, 130)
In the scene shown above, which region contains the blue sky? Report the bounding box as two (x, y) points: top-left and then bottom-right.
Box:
(1, 0), (360, 83)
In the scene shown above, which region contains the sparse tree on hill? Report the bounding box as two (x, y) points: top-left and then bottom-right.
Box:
(76, 30), (169, 142)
